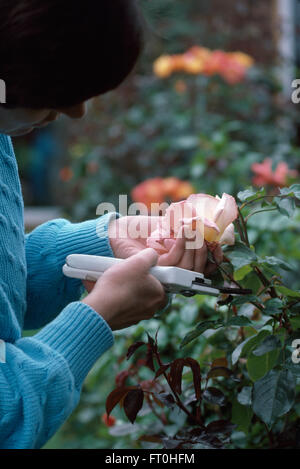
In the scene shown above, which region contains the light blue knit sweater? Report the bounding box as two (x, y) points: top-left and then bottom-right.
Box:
(0, 133), (116, 449)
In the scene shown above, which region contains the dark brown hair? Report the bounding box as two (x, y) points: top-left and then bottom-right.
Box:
(0, 0), (144, 109)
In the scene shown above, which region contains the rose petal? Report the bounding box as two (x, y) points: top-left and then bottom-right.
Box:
(187, 194), (220, 220)
(218, 223), (235, 245)
(213, 193), (238, 234)
(165, 201), (196, 235)
(203, 217), (220, 243)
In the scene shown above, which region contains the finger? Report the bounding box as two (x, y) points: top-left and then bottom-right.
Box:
(126, 216), (161, 240)
(123, 247), (159, 275)
(158, 236), (186, 266)
(176, 246), (195, 270)
(193, 242), (208, 273)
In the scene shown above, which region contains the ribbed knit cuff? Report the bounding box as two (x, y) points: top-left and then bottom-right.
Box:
(34, 301), (114, 387)
(56, 212), (120, 266)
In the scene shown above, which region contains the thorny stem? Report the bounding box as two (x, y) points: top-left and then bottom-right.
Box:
(253, 266), (278, 299)
(238, 207), (250, 247)
(238, 206), (278, 299)
(234, 219), (246, 244)
(240, 193), (287, 210)
(210, 252), (265, 313)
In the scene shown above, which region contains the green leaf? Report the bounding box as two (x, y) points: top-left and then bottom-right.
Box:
(231, 295), (260, 306)
(276, 286), (300, 298)
(275, 197), (296, 218)
(289, 184), (300, 200)
(231, 399), (253, 434)
(241, 330), (271, 358)
(235, 330), (277, 382)
(224, 242), (257, 271)
(259, 256), (294, 272)
(252, 335), (282, 356)
(180, 320), (222, 348)
(252, 369), (296, 427)
(264, 298), (284, 315)
(247, 348), (279, 382)
(285, 356), (300, 378)
(231, 331), (263, 366)
(237, 187), (265, 203)
(280, 184), (300, 199)
(234, 264), (252, 281)
(226, 316), (253, 327)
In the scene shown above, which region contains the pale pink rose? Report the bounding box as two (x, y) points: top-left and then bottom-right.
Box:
(146, 193), (238, 253)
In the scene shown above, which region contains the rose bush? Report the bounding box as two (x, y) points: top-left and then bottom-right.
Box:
(103, 184), (300, 450)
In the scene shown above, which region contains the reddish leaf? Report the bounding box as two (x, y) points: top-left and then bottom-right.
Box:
(147, 333), (158, 354)
(169, 359), (185, 395)
(206, 419), (236, 435)
(123, 388), (144, 423)
(106, 386), (137, 417)
(169, 358), (201, 400)
(207, 367), (232, 379)
(115, 370), (130, 388)
(138, 435), (163, 443)
(145, 343), (155, 371)
(184, 357), (202, 401)
(203, 387), (227, 406)
(154, 363), (171, 379)
(126, 341), (145, 360)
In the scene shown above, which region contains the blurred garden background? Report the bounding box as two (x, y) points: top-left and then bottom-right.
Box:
(17, 0), (300, 449)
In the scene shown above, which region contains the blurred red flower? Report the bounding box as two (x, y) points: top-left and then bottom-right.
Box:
(101, 413), (116, 427)
(59, 167), (74, 182)
(131, 177), (195, 211)
(251, 158), (298, 188)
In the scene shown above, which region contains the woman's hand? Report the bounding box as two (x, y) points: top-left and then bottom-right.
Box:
(82, 248), (167, 330)
(108, 216), (223, 272)
(83, 215), (223, 294)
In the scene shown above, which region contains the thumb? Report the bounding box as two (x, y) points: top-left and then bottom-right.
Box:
(123, 248), (159, 275)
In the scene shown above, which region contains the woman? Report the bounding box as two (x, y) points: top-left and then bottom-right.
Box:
(0, 0), (217, 449)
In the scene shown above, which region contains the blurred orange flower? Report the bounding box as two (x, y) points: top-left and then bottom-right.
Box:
(59, 167), (74, 182)
(153, 46), (254, 85)
(153, 55), (173, 78)
(131, 177), (195, 210)
(251, 158), (298, 188)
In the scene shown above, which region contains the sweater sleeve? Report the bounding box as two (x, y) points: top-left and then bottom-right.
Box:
(24, 212), (120, 330)
(0, 300), (114, 449)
